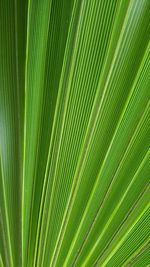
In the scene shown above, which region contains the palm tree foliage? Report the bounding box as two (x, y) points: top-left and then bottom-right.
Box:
(0, 0), (150, 266)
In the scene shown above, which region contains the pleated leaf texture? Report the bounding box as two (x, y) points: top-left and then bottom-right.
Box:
(0, 0), (150, 266)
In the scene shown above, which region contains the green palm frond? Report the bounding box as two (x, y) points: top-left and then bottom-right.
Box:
(0, 0), (150, 266)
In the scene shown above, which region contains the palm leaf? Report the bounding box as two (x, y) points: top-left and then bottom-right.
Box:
(0, 0), (150, 266)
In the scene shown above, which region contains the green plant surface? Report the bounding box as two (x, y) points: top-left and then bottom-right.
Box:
(0, 0), (150, 266)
